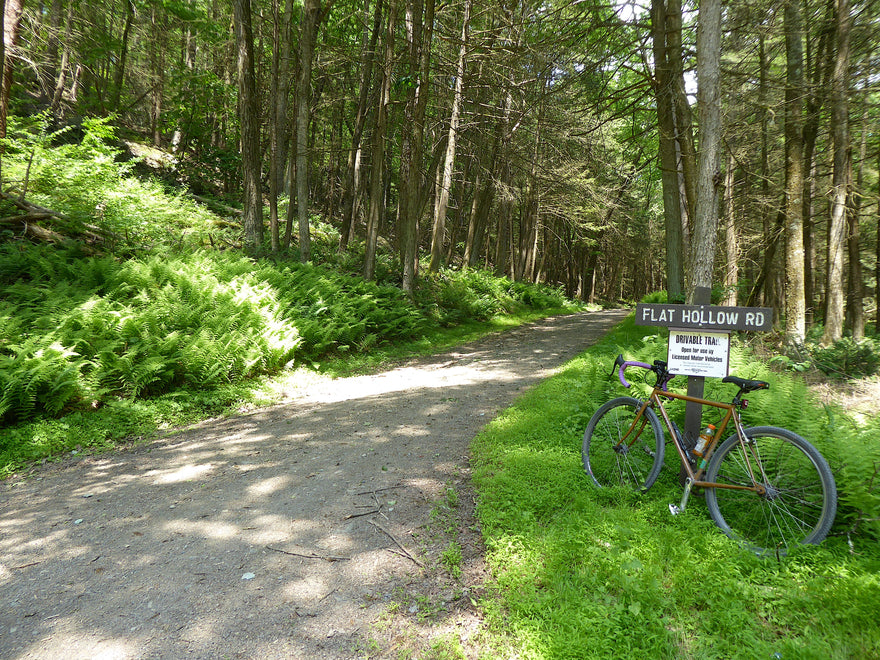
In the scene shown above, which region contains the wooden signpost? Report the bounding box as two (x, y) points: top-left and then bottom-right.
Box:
(635, 287), (773, 444)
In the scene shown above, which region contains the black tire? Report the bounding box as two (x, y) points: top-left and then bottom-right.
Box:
(582, 397), (665, 491)
(704, 426), (837, 555)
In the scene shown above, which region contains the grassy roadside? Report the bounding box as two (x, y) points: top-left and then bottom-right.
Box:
(470, 314), (880, 659)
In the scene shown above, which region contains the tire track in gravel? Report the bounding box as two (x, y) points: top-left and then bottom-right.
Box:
(0, 309), (628, 660)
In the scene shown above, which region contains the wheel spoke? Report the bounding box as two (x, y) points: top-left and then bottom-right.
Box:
(582, 398), (664, 491)
(705, 427), (836, 555)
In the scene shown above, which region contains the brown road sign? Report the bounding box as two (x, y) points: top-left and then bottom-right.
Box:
(635, 304), (773, 332)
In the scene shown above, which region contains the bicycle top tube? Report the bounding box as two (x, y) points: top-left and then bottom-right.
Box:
(613, 355), (770, 405)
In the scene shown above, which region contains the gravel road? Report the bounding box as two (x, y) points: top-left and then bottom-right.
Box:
(0, 309), (628, 659)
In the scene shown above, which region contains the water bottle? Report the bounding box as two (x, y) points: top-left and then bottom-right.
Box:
(692, 424), (715, 458)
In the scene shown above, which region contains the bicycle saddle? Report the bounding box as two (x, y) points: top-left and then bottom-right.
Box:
(722, 376), (769, 393)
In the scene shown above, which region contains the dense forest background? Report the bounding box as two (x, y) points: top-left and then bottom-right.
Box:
(1, 0), (878, 342)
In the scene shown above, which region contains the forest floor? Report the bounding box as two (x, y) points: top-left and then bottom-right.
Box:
(0, 309), (628, 660)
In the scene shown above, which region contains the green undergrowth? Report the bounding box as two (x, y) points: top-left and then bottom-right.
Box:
(471, 314), (880, 659)
(0, 247), (579, 475)
(0, 113), (584, 476)
(0, 243), (581, 476)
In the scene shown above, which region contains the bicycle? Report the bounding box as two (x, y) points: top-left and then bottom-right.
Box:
(581, 355), (837, 555)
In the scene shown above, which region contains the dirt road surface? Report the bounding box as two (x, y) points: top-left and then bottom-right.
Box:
(0, 309), (628, 659)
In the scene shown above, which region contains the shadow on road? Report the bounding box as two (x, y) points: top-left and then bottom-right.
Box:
(0, 309), (628, 659)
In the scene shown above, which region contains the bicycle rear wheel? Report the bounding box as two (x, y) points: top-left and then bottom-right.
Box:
(704, 426), (837, 555)
(582, 397), (664, 491)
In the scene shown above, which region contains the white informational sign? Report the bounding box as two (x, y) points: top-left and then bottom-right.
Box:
(667, 329), (731, 378)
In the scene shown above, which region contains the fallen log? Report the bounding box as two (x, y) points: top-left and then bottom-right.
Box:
(0, 191), (116, 250)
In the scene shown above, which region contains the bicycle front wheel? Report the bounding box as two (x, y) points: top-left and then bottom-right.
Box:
(704, 426), (837, 555)
(582, 397), (664, 491)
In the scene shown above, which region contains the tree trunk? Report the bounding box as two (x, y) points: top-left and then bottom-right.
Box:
(721, 153), (738, 306)
(52, 2), (69, 117)
(295, 0), (321, 262)
(111, 0), (135, 112)
(269, 0), (297, 252)
(876, 148), (880, 335)
(429, 0), (470, 272)
(276, 0), (296, 196)
(802, 0), (833, 326)
(364, 0), (395, 281)
(846, 99), (867, 341)
(40, 0), (63, 99)
(1, 0), (24, 147)
(687, 0), (722, 300)
(651, 0), (685, 300)
(339, 0), (381, 253)
(666, 0), (696, 226)
(756, 32), (774, 310)
(783, 0), (806, 346)
(398, 0), (435, 296)
(148, 5), (167, 147)
(233, 0), (263, 250)
(268, 0), (282, 253)
(822, 0), (851, 346)
(1, 0), (23, 112)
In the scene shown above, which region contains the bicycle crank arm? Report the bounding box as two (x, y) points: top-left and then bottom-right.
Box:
(669, 477), (695, 516)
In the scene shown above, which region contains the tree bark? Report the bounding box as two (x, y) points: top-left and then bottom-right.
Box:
(876, 148), (880, 335)
(721, 152), (738, 306)
(339, 0), (382, 253)
(822, 0), (851, 346)
(802, 0), (833, 327)
(2, 0), (24, 148)
(364, 0), (395, 281)
(651, 0), (685, 300)
(686, 0), (722, 300)
(148, 5), (167, 147)
(110, 0), (135, 112)
(429, 0), (470, 272)
(268, 0), (282, 253)
(846, 98), (867, 341)
(276, 0), (296, 197)
(0, 0), (24, 137)
(295, 0), (322, 262)
(783, 0), (806, 346)
(666, 0), (696, 226)
(233, 0), (263, 250)
(398, 0), (435, 296)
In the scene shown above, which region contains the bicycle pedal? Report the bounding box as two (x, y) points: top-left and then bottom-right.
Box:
(668, 503), (681, 516)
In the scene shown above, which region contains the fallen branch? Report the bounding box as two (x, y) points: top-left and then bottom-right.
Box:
(344, 508), (380, 520)
(264, 545), (350, 562)
(0, 212), (53, 224)
(1, 190), (72, 221)
(0, 190), (115, 249)
(368, 520), (423, 568)
(354, 484), (405, 496)
(192, 194), (243, 218)
(23, 220), (69, 244)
